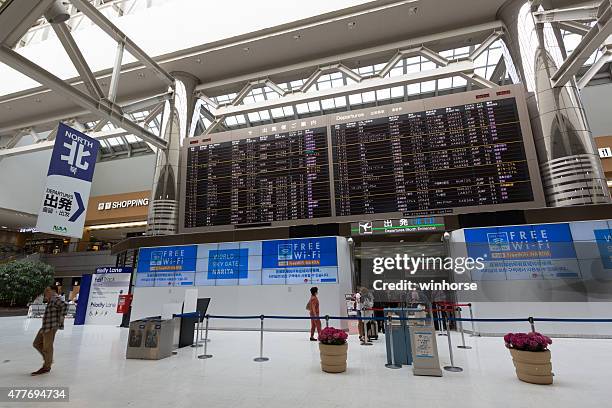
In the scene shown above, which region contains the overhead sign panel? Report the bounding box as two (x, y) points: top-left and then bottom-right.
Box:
(36, 123), (100, 238)
(350, 216), (445, 236)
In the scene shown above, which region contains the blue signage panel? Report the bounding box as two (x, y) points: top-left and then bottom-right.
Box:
(262, 237), (338, 284)
(208, 248), (249, 280)
(137, 245), (198, 273)
(262, 237), (338, 268)
(464, 223), (579, 280)
(135, 237), (340, 287)
(48, 123), (99, 181)
(137, 245), (197, 286)
(594, 229), (612, 269)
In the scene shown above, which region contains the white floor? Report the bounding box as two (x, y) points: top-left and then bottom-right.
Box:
(0, 317), (609, 408)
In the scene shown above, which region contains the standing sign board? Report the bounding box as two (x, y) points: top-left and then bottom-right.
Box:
(409, 325), (443, 377)
(85, 272), (131, 325)
(36, 123), (100, 238)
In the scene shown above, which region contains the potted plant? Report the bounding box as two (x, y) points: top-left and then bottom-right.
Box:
(504, 332), (553, 384)
(318, 327), (348, 373)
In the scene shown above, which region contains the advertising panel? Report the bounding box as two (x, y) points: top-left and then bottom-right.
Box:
(136, 245), (198, 286)
(594, 229), (612, 269)
(136, 238), (340, 287)
(464, 223), (579, 280)
(262, 237), (338, 284)
(85, 273), (131, 325)
(36, 123), (100, 238)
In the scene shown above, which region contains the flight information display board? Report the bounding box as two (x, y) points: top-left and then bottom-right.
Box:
(184, 127), (331, 228)
(332, 97), (534, 216)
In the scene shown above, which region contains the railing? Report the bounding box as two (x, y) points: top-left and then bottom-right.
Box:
(174, 311), (612, 371)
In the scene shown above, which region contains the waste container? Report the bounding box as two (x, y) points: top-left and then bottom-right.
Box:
(126, 317), (176, 360)
(384, 308), (424, 366)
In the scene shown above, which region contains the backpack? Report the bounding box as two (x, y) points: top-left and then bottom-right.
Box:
(306, 300), (311, 312)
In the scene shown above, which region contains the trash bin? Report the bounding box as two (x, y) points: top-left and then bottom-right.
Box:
(384, 308), (423, 366)
(126, 317), (177, 360)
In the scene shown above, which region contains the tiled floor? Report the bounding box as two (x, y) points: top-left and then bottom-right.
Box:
(0, 316), (608, 408)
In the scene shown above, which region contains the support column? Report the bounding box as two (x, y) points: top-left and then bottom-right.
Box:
(146, 72), (198, 235)
(498, 0), (611, 206)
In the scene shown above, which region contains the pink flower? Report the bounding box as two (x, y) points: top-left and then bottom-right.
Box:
(319, 327), (348, 345)
(504, 332), (552, 351)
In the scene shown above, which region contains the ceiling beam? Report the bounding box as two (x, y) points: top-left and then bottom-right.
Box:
(556, 20), (591, 35)
(577, 48), (612, 88)
(213, 60), (475, 117)
(0, 0), (55, 47)
(469, 30), (504, 61)
(122, 92), (172, 114)
(533, 3), (600, 23)
(195, 20), (505, 94)
(70, 0), (174, 87)
(51, 21), (105, 100)
(551, 2), (612, 87)
(0, 128), (129, 158)
(0, 45), (168, 149)
(489, 57), (506, 83)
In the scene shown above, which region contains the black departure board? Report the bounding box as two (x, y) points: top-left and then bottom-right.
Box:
(184, 127), (332, 227)
(332, 98), (534, 216)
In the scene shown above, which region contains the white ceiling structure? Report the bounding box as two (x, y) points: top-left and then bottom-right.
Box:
(0, 0), (608, 230)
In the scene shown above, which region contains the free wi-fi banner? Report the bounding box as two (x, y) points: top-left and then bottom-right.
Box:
(36, 123), (100, 238)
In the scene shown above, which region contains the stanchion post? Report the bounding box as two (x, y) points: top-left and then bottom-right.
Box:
(468, 303), (478, 337)
(325, 315), (329, 328)
(191, 312), (203, 348)
(443, 313), (463, 372)
(437, 309), (448, 336)
(198, 315), (213, 359)
(529, 316), (536, 333)
(253, 315), (269, 362)
(385, 314), (401, 369)
(456, 307), (471, 350)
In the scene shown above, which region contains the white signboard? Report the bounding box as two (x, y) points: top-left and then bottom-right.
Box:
(36, 123), (100, 238)
(85, 273), (131, 325)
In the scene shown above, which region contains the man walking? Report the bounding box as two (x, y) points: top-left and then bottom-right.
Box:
(31, 286), (67, 376)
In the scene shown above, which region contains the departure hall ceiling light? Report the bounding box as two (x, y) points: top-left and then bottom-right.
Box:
(44, 1), (70, 24)
(87, 221), (148, 231)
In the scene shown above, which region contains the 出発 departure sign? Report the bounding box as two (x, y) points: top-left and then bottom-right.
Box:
(36, 123), (100, 238)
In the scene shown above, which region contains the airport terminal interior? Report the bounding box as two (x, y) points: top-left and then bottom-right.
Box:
(0, 0), (611, 407)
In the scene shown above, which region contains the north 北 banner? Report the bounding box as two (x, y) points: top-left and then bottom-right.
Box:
(36, 123), (100, 238)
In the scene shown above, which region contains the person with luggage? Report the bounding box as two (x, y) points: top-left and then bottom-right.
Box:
(357, 287), (375, 344)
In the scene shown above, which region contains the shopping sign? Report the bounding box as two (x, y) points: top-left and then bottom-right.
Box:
(36, 123), (100, 238)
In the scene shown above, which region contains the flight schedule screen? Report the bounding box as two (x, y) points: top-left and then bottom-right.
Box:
(184, 127), (332, 227)
(332, 98), (534, 216)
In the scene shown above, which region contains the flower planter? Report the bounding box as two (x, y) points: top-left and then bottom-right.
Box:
(319, 342), (348, 373)
(509, 349), (553, 385)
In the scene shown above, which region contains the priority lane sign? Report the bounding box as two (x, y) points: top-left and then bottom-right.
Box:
(36, 123), (100, 238)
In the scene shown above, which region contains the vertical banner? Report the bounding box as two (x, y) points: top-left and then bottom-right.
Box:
(36, 123), (100, 238)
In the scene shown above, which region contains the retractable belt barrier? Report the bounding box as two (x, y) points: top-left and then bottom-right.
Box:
(188, 314), (611, 368)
